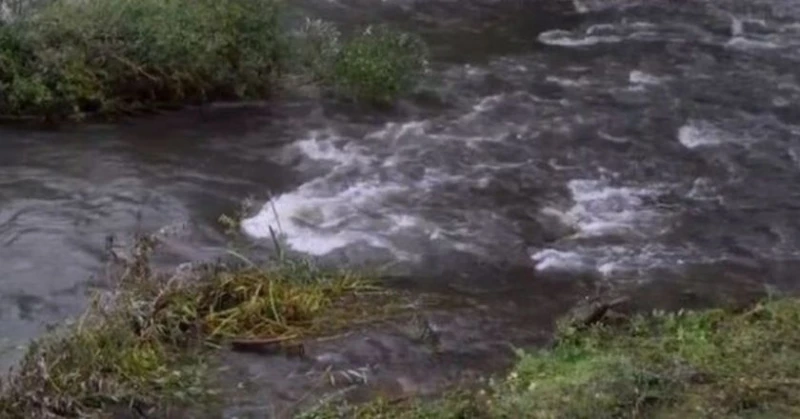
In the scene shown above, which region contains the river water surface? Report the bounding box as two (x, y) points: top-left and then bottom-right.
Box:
(2, 0), (800, 379)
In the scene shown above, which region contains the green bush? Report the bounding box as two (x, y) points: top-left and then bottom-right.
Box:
(1, 1), (429, 120)
(293, 18), (342, 83)
(0, 0), (285, 120)
(330, 26), (428, 105)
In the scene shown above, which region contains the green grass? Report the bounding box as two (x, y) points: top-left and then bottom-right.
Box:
(302, 297), (800, 418)
(331, 26), (428, 105)
(0, 0), (285, 120)
(293, 20), (429, 105)
(0, 236), (392, 418)
(0, 2), (429, 120)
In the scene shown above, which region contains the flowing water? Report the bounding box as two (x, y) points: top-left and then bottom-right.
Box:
(2, 0), (800, 408)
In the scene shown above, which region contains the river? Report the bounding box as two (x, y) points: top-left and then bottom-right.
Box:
(1, 0), (800, 380)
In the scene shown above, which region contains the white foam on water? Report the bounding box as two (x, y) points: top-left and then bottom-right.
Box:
(365, 120), (428, 144)
(531, 249), (589, 272)
(295, 131), (365, 165)
(679, 123), (722, 149)
(571, 0), (589, 14)
(243, 119), (460, 257)
(726, 36), (780, 50)
(586, 24), (617, 36)
(789, 146), (800, 168)
(546, 76), (590, 87)
(242, 178), (407, 255)
(724, 14), (783, 50)
(629, 70), (663, 85)
(630, 21), (657, 30)
(597, 261), (619, 277)
(455, 94), (505, 124)
(678, 120), (755, 149)
(388, 214), (418, 231)
(565, 179), (663, 238)
(730, 14), (744, 37)
(781, 23), (800, 33)
(598, 131), (630, 144)
(773, 96), (790, 107)
(533, 243), (698, 279)
(472, 94), (504, 113)
(687, 177), (722, 202)
(538, 30), (622, 47)
(531, 178), (675, 277)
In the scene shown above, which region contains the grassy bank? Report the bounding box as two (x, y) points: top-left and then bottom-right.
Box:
(305, 297), (800, 418)
(0, 236), (405, 418)
(0, 0), (428, 121)
(4, 234), (800, 419)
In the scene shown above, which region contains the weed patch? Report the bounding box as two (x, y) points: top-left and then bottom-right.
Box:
(302, 298), (800, 418)
(0, 236), (392, 417)
(0, 0), (284, 120)
(330, 26), (428, 105)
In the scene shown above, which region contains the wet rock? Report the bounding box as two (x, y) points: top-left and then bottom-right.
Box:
(215, 304), (552, 418)
(564, 295), (630, 329)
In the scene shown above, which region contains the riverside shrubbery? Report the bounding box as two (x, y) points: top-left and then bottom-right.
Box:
(0, 0), (429, 120)
(295, 20), (429, 105)
(0, 0), (284, 119)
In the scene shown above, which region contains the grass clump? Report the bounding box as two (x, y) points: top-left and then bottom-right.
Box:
(0, 237), (378, 418)
(1, 2), (430, 120)
(141, 258), (373, 343)
(294, 22), (428, 105)
(332, 26), (428, 105)
(0, 0), (284, 120)
(303, 297), (800, 418)
(0, 305), (213, 418)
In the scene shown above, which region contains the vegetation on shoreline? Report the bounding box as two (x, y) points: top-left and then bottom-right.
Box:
(0, 0), (284, 119)
(2, 229), (799, 418)
(295, 20), (429, 105)
(0, 236), (390, 418)
(303, 297), (800, 418)
(331, 26), (428, 105)
(0, 1), (429, 121)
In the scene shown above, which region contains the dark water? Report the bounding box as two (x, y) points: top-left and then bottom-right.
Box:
(2, 0), (800, 392)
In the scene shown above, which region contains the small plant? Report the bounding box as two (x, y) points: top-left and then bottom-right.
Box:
(330, 26), (428, 105)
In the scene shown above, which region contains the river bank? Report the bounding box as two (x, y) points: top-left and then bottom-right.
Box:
(0, 235), (448, 417)
(306, 295), (800, 418)
(1, 233), (797, 418)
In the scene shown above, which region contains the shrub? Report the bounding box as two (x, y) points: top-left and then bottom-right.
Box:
(293, 18), (342, 83)
(330, 26), (428, 105)
(0, 0), (285, 120)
